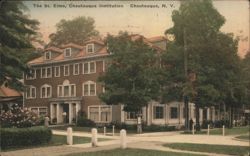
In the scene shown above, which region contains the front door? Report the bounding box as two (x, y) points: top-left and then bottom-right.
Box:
(62, 104), (69, 123)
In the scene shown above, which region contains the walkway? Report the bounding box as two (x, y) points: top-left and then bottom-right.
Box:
(1, 130), (248, 156)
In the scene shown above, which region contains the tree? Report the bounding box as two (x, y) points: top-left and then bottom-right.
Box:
(48, 16), (99, 46)
(0, 1), (40, 89)
(164, 0), (240, 130)
(99, 32), (162, 114)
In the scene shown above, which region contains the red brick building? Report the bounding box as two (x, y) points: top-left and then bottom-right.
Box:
(24, 35), (204, 126)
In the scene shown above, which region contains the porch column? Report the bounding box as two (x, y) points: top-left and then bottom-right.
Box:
(199, 108), (203, 123)
(147, 103), (151, 126)
(56, 104), (60, 124)
(121, 105), (125, 123)
(75, 103), (79, 124)
(166, 104), (169, 124)
(211, 106), (215, 122)
(207, 108), (210, 120)
(50, 104), (53, 122)
(69, 103), (72, 124)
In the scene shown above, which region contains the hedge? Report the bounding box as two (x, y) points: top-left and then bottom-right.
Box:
(1, 126), (52, 149)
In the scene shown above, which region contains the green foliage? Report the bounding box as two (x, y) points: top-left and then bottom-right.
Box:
(164, 0), (241, 109)
(143, 124), (176, 132)
(0, 1), (40, 89)
(0, 105), (41, 128)
(1, 126), (52, 149)
(49, 16), (99, 46)
(99, 32), (162, 112)
(164, 143), (249, 156)
(76, 112), (96, 127)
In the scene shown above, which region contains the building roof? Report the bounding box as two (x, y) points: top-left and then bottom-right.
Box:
(44, 46), (63, 53)
(60, 43), (84, 49)
(0, 85), (22, 97)
(27, 35), (166, 66)
(148, 36), (167, 42)
(84, 39), (105, 45)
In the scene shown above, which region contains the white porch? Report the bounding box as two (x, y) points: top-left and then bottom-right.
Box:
(50, 102), (81, 124)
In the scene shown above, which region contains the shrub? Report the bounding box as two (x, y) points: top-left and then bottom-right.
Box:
(1, 126), (52, 149)
(0, 105), (41, 128)
(76, 112), (96, 127)
(214, 120), (230, 128)
(77, 117), (96, 127)
(143, 124), (176, 132)
(109, 121), (176, 132)
(201, 120), (214, 129)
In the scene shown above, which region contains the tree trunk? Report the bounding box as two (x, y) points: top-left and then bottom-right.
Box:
(195, 103), (200, 131)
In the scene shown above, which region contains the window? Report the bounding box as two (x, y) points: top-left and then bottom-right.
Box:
(31, 107), (47, 117)
(101, 107), (111, 122)
(57, 80), (76, 97)
(26, 69), (36, 80)
(153, 106), (164, 119)
(26, 86), (36, 99)
(86, 44), (94, 53)
(73, 63), (79, 75)
(90, 62), (95, 73)
(83, 81), (96, 96)
(83, 61), (96, 74)
(54, 66), (60, 77)
(40, 84), (52, 98)
(126, 112), (137, 120)
(88, 106), (112, 123)
(64, 65), (70, 76)
(64, 48), (71, 57)
(41, 67), (52, 78)
(170, 107), (178, 119)
(45, 51), (51, 60)
(89, 107), (99, 122)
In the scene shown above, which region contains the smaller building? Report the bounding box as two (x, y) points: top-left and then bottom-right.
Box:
(0, 82), (23, 111)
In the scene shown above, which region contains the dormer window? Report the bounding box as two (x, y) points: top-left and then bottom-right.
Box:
(45, 51), (51, 60)
(86, 44), (94, 53)
(64, 48), (71, 57)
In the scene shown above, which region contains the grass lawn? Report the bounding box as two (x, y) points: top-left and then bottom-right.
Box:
(182, 126), (249, 136)
(51, 126), (115, 134)
(235, 135), (250, 141)
(65, 148), (205, 156)
(50, 126), (138, 134)
(51, 134), (110, 145)
(164, 143), (250, 156)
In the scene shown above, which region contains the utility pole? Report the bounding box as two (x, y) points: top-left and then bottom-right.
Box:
(183, 28), (189, 131)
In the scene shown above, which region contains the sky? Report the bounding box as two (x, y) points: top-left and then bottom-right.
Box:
(24, 0), (249, 57)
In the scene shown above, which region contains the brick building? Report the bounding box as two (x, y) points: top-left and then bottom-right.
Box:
(24, 35), (208, 126)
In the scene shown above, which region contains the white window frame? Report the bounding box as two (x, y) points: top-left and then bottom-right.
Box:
(30, 107), (48, 117)
(153, 106), (164, 119)
(83, 61), (96, 74)
(83, 81), (96, 96)
(57, 80), (76, 97)
(26, 85), (36, 99)
(86, 43), (94, 53)
(88, 105), (112, 123)
(170, 107), (178, 119)
(54, 66), (60, 77)
(26, 69), (36, 80)
(40, 84), (52, 98)
(126, 112), (137, 120)
(64, 65), (70, 76)
(64, 48), (72, 57)
(73, 63), (80, 75)
(41, 67), (52, 78)
(45, 51), (51, 60)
